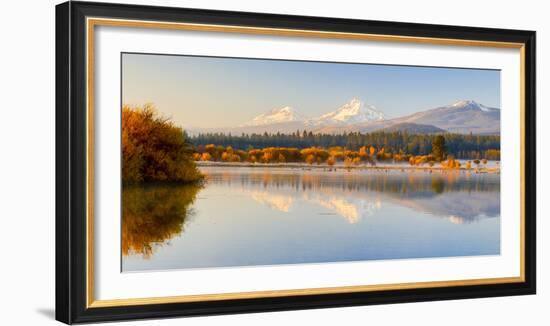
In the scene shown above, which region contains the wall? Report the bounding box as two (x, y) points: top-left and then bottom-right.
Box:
(0, 0), (546, 324)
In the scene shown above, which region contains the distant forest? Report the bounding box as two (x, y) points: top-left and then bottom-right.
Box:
(189, 131), (501, 160)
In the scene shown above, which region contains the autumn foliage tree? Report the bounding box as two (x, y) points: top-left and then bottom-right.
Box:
(122, 104), (203, 183)
(190, 141), (493, 169)
(191, 130), (500, 160)
(442, 155), (461, 169)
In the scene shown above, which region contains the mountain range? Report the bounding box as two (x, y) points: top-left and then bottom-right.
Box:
(190, 98), (500, 135)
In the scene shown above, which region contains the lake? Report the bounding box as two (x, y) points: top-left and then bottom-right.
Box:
(122, 166), (500, 272)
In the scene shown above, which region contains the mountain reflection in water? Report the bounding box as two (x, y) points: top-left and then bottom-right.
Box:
(206, 167), (500, 224)
(122, 167), (500, 270)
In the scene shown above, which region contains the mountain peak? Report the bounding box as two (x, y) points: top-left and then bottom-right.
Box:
(450, 100), (498, 112)
(452, 100), (478, 107)
(311, 98), (385, 126)
(268, 106), (293, 114)
(336, 97), (363, 116)
(348, 97), (362, 106)
(195, 99), (499, 135)
(242, 106), (306, 127)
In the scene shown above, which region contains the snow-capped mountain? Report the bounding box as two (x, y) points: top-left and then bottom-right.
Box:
(449, 100), (499, 113)
(220, 98), (385, 134)
(308, 98), (385, 126)
(395, 100), (500, 134)
(188, 99), (499, 136)
(241, 106), (306, 127)
(314, 100), (499, 135)
(242, 99), (384, 128)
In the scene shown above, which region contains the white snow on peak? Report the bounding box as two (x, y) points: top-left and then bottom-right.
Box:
(452, 100), (478, 107)
(242, 99), (386, 128)
(450, 100), (498, 112)
(242, 106), (306, 126)
(309, 98), (385, 126)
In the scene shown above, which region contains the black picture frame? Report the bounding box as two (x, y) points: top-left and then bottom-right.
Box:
(56, 1), (536, 324)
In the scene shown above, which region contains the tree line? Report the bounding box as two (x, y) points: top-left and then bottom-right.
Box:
(120, 104), (500, 184)
(190, 130), (500, 160)
(192, 136), (492, 169)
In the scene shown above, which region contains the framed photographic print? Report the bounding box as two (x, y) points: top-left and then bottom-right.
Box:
(55, 1), (536, 324)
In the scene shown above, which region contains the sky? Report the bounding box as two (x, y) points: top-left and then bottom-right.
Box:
(122, 53), (500, 129)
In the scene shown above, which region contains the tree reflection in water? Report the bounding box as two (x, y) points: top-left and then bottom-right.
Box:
(208, 168), (499, 199)
(122, 184), (201, 258)
(204, 168), (500, 224)
(122, 168), (500, 260)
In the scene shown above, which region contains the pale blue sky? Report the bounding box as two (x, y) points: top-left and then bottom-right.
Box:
(122, 53), (500, 129)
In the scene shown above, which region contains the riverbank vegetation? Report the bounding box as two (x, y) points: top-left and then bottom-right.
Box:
(121, 104), (500, 179)
(190, 130), (500, 160)
(191, 143), (496, 170)
(122, 104), (203, 183)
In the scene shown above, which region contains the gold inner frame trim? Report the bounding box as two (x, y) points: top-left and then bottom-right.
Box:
(89, 277), (521, 308)
(85, 17), (527, 308)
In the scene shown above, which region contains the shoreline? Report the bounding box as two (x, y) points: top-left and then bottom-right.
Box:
(196, 161), (500, 173)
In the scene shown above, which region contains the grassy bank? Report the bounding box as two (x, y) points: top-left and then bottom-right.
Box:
(196, 161), (500, 173)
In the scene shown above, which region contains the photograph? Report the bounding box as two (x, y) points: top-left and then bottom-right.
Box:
(50, 1), (538, 324)
(121, 53), (502, 272)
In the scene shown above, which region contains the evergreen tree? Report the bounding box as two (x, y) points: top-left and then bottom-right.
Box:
(432, 135), (447, 161)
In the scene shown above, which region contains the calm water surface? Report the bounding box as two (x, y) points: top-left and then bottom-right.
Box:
(122, 167), (500, 272)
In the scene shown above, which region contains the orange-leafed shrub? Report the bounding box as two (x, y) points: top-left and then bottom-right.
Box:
(442, 156), (461, 169)
(305, 154), (315, 165)
(201, 152), (212, 161)
(122, 104), (203, 183)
